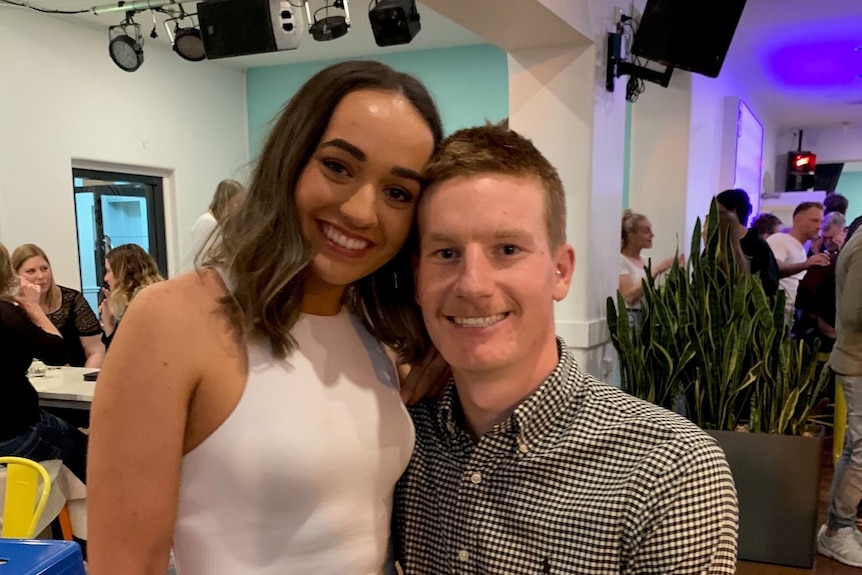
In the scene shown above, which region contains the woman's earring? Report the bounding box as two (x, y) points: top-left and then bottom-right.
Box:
(393, 271), (399, 290)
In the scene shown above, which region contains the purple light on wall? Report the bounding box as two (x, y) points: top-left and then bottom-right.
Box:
(767, 39), (862, 88)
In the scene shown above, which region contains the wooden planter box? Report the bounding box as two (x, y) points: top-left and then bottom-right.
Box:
(708, 430), (823, 569)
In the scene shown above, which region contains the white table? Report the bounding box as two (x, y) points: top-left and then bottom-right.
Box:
(29, 367), (97, 410)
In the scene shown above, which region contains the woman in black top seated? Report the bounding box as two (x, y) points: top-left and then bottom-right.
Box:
(13, 244), (105, 368)
(0, 242), (88, 482)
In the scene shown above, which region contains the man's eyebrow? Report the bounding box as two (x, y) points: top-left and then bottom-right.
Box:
(318, 139), (422, 184)
(421, 229), (531, 243)
(319, 138), (366, 161)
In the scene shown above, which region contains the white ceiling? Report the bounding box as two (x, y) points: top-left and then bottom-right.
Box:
(5, 0), (862, 129)
(728, 0), (862, 130)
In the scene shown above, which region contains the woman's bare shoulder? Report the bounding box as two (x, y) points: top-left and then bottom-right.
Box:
(136, 268), (226, 309)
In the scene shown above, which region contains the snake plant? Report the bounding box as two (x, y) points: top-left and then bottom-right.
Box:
(607, 200), (823, 435)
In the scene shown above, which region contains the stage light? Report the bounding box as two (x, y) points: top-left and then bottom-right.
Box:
(369, 0), (420, 47)
(164, 12), (206, 62)
(305, 0), (350, 42)
(108, 15), (144, 72)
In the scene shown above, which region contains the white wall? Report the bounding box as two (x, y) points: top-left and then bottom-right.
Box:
(0, 8), (249, 287)
(628, 72), (692, 261)
(685, 66), (778, 240)
(776, 126), (862, 164)
(626, 41), (779, 259)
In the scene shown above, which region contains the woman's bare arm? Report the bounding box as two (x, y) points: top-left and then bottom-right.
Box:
(87, 282), (202, 575)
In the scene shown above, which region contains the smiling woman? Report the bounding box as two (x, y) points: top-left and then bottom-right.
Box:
(11, 244), (105, 368)
(86, 60), (443, 575)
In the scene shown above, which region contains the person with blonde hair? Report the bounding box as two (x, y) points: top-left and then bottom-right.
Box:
(191, 178), (246, 260)
(619, 209), (684, 313)
(12, 243), (105, 367)
(99, 243), (163, 349)
(0, 242), (88, 482)
(87, 60), (444, 575)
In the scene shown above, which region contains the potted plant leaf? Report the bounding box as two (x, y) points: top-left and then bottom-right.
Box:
(607, 200), (825, 568)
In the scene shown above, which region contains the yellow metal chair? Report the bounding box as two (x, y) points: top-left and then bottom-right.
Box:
(0, 456), (52, 538)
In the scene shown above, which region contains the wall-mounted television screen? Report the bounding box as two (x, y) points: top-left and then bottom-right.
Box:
(631, 0), (748, 78)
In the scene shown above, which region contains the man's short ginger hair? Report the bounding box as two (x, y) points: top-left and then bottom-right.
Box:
(420, 124), (567, 249)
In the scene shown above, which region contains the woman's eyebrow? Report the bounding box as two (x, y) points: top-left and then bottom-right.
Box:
(319, 138), (423, 184)
(319, 138), (366, 161)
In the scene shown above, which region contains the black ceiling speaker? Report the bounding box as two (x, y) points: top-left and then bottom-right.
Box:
(196, 0), (305, 60)
(631, 0), (747, 78)
(369, 0), (421, 47)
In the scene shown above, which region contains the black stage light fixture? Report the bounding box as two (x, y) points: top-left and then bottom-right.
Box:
(369, 0), (420, 47)
(108, 15), (144, 72)
(165, 12), (207, 62)
(306, 0), (351, 42)
(174, 26), (206, 61)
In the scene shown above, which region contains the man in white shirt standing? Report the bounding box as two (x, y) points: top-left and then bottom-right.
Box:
(766, 201), (830, 326)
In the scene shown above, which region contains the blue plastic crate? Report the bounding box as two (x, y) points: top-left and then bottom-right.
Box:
(0, 539), (85, 575)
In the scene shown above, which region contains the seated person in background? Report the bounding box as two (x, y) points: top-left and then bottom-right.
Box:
(12, 243), (104, 368)
(716, 189), (778, 296)
(0, 242), (87, 482)
(751, 212), (783, 241)
(395, 125), (738, 574)
(619, 209), (684, 316)
(99, 244), (163, 349)
(191, 178), (245, 261)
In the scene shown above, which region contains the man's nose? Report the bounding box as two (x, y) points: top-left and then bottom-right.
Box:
(453, 247), (495, 298)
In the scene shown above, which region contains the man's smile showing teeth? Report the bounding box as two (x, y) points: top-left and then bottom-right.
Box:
(321, 222), (370, 251)
(449, 313), (508, 328)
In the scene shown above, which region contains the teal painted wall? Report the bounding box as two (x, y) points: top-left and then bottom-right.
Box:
(622, 101), (632, 210)
(835, 171), (862, 226)
(246, 44), (508, 158)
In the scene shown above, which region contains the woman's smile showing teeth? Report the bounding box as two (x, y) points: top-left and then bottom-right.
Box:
(320, 221), (371, 252)
(448, 313), (509, 328)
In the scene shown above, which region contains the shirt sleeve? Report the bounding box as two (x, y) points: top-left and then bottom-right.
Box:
(620, 256), (631, 277)
(767, 235), (788, 264)
(0, 301), (67, 365)
(627, 437), (739, 574)
(71, 290), (103, 337)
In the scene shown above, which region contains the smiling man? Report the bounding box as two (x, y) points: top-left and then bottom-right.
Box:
(394, 125), (739, 574)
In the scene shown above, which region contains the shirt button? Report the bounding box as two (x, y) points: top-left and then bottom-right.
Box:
(470, 471), (482, 484)
(458, 549), (469, 562)
(518, 443), (529, 453)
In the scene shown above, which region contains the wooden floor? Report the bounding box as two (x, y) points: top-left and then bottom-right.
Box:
(736, 445), (860, 575)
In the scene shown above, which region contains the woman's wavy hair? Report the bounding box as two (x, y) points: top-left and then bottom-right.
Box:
(106, 244), (163, 321)
(0, 243), (17, 301)
(209, 179), (246, 223)
(11, 243), (60, 310)
(207, 60), (443, 363)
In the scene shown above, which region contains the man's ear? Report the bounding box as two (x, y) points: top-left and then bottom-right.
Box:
(552, 244), (575, 302)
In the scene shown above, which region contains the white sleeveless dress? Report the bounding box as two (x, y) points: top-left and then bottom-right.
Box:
(172, 308), (415, 575)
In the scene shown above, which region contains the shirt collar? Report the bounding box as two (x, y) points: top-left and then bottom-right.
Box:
(435, 337), (582, 447)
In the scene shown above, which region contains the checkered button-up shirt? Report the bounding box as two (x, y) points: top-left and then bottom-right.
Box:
(395, 338), (738, 574)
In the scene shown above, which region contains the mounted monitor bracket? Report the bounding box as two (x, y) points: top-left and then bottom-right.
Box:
(605, 31), (674, 95)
